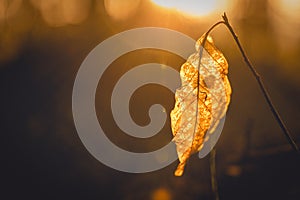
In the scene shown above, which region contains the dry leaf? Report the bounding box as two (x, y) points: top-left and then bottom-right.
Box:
(170, 34), (232, 176)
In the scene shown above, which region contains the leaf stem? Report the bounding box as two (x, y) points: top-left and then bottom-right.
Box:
(222, 13), (299, 154)
(202, 13), (299, 154)
(197, 20), (222, 200)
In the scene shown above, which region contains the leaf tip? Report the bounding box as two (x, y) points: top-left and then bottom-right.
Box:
(174, 170), (183, 177)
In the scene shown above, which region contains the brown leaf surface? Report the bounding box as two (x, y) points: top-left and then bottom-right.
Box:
(170, 34), (232, 176)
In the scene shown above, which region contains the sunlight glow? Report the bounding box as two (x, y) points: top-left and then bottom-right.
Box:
(275, 0), (300, 20)
(269, 0), (300, 48)
(151, 188), (172, 200)
(104, 0), (141, 21)
(30, 0), (90, 27)
(151, 0), (228, 17)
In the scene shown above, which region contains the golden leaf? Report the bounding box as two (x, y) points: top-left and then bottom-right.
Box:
(170, 34), (232, 176)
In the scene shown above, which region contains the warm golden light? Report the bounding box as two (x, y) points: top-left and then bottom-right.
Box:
(273, 0), (300, 20)
(269, 0), (300, 48)
(30, 0), (90, 27)
(151, 0), (228, 17)
(104, 0), (141, 21)
(151, 188), (172, 200)
(170, 34), (231, 176)
(0, 0), (22, 21)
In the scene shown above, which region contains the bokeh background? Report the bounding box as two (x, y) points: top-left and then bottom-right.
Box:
(2, 0), (300, 199)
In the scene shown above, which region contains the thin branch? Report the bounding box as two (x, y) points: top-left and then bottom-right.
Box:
(221, 13), (299, 154)
(210, 147), (220, 200)
(196, 13), (299, 199)
(199, 13), (299, 154)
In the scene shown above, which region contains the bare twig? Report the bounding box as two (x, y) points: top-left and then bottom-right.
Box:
(197, 13), (299, 200)
(194, 13), (299, 200)
(201, 13), (299, 154)
(222, 13), (299, 154)
(210, 147), (220, 200)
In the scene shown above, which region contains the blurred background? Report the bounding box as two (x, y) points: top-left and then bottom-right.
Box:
(2, 0), (300, 199)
